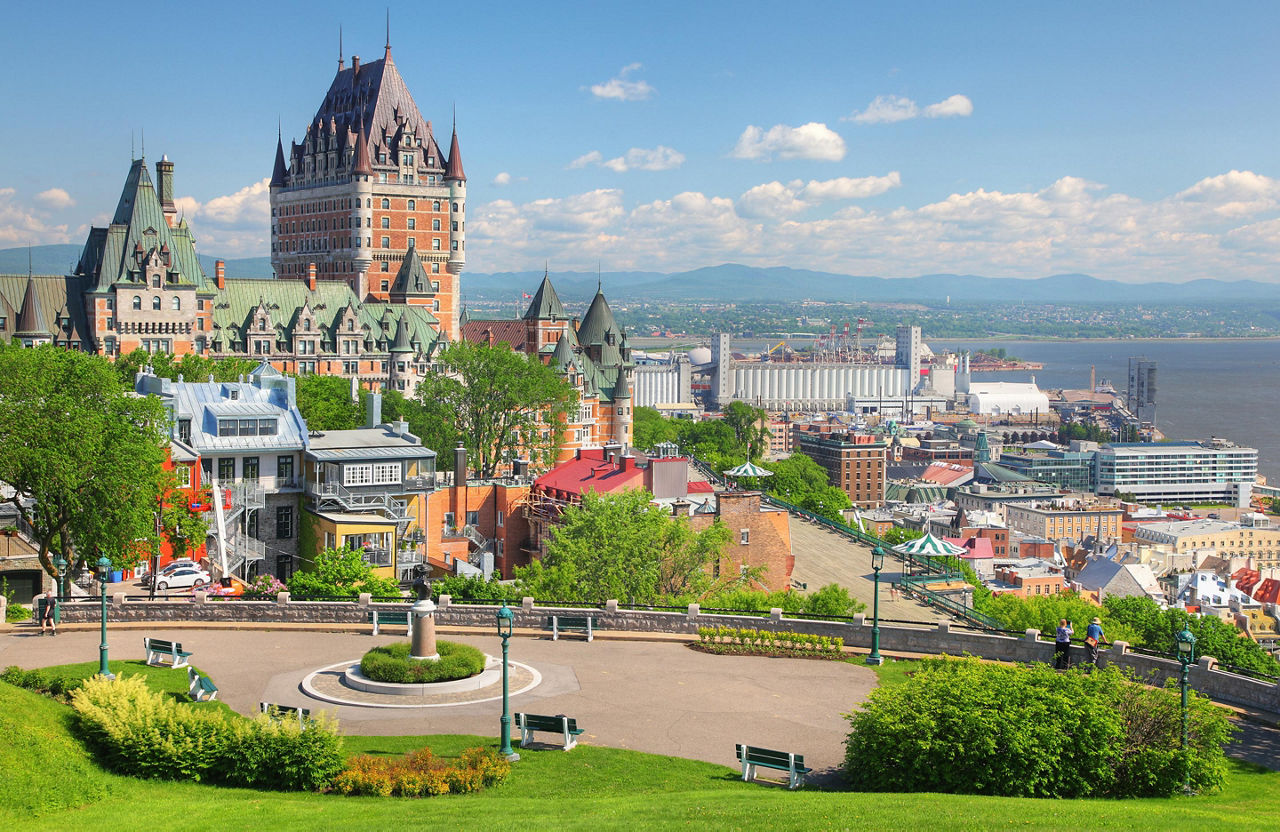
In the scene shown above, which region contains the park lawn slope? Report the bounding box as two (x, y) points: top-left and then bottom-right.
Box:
(0, 680), (114, 818)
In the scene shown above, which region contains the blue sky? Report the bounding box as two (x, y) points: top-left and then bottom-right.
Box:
(4, 1), (1280, 281)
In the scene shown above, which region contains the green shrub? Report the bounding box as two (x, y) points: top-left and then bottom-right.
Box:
(1, 666), (83, 701)
(71, 675), (345, 791)
(844, 657), (1233, 798)
(360, 641), (487, 684)
(330, 745), (510, 797)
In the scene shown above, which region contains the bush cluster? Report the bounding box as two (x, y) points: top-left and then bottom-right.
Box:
(844, 657), (1233, 798)
(1, 666), (83, 701)
(331, 746), (510, 797)
(71, 675), (345, 791)
(697, 626), (844, 656)
(360, 641), (487, 684)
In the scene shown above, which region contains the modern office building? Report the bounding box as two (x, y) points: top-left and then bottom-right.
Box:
(1095, 439), (1257, 508)
(1127, 357), (1157, 425)
(998, 447), (1097, 492)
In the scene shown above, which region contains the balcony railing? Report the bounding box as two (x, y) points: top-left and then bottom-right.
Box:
(361, 546), (393, 567)
(403, 474), (436, 491)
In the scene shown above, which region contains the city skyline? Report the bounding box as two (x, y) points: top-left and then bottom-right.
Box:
(4, 1), (1280, 282)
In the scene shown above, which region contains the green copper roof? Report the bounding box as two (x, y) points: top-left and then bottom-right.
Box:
(523, 274), (567, 321)
(576, 289), (618, 347)
(390, 246), (435, 296)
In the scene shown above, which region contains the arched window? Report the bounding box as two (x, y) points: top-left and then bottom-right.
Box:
(172, 297), (181, 311)
(433, 200), (441, 211)
(452, 202), (459, 212)
(366, 198), (371, 208)
(132, 296), (142, 310)
(381, 198), (390, 209)
(152, 296), (162, 310)
(407, 199), (416, 210)
(304, 319), (311, 332)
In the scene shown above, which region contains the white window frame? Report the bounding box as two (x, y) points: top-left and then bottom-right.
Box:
(343, 464), (373, 486)
(373, 462), (402, 485)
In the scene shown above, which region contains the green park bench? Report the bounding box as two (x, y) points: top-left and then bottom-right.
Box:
(144, 637), (192, 668)
(546, 614), (596, 642)
(260, 701), (312, 730)
(186, 667), (218, 702)
(515, 712), (584, 751)
(368, 608), (414, 637)
(735, 743), (812, 790)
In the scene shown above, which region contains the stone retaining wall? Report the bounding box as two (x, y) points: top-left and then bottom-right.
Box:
(46, 592), (1280, 717)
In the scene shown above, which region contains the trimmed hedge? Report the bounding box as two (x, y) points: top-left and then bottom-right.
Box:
(696, 626), (844, 656)
(360, 641), (487, 684)
(844, 657), (1233, 798)
(72, 675), (344, 791)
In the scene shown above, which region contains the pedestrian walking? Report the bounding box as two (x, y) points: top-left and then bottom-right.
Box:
(1085, 617), (1107, 668)
(39, 588), (57, 636)
(1054, 618), (1073, 669)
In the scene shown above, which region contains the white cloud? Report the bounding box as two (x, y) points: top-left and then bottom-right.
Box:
(35, 188), (76, 210)
(462, 170), (1280, 283)
(847, 93), (974, 123)
(492, 171), (513, 186)
(848, 95), (918, 124)
(0, 188), (73, 247)
(589, 63), (655, 101)
(171, 178), (272, 256)
(572, 146), (685, 173)
(198, 178), (271, 226)
(737, 173), (902, 218)
(730, 123), (846, 162)
(923, 94), (974, 119)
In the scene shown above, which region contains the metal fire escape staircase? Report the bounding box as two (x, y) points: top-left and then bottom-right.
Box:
(309, 481), (412, 537)
(208, 482), (267, 578)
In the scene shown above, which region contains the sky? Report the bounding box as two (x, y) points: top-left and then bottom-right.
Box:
(3, 1), (1280, 282)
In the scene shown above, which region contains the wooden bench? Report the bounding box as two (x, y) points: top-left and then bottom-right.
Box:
(144, 637), (192, 668)
(546, 615), (596, 642)
(260, 701), (312, 730)
(187, 667), (218, 702)
(515, 712), (584, 751)
(735, 743), (812, 790)
(368, 608), (414, 637)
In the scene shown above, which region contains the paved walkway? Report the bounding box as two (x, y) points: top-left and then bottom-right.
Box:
(0, 626), (876, 784)
(789, 521), (950, 624)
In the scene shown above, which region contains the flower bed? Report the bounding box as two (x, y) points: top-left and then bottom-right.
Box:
(331, 746), (510, 797)
(694, 626), (844, 658)
(359, 641), (486, 684)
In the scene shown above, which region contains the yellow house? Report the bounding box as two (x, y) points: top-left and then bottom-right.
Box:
(301, 404), (437, 582)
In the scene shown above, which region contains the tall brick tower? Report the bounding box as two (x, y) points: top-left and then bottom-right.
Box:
(269, 37), (465, 340)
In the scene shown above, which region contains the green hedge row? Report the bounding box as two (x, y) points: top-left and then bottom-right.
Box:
(697, 626), (844, 654)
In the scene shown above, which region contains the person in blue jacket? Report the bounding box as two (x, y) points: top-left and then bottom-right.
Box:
(1085, 617), (1107, 667)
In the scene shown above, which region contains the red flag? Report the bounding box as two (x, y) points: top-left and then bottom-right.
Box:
(522, 292), (532, 298)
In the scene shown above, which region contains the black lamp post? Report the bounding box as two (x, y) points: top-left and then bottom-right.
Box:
(867, 546), (885, 666)
(97, 556), (115, 679)
(1176, 627), (1197, 794)
(496, 603), (519, 761)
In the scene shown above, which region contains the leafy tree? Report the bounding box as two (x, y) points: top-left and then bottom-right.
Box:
(632, 406), (679, 452)
(798, 485), (853, 524)
(287, 546), (400, 598)
(413, 341), (576, 477)
(881, 527), (924, 546)
(0, 347), (169, 577)
(294, 375), (365, 430)
(381, 390), (458, 459)
(114, 348), (257, 389)
(765, 453), (830, 503)
(516, 489), (738, 604)
(721, 401), (770, 460)
(1102, 595), (1280, 676)
(158, 469), (209, 565)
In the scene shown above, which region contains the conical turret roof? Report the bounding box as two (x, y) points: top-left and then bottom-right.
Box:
(271, 135), (289, 187)
(577, 288), (619, 347)
(391, 315), (413, 353)
(445, 127), (466, 181)
(15, 276), (50, 337)
(522, 273), (566, 321)
(550, 333), (578, 371)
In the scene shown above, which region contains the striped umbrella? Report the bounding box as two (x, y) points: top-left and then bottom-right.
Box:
(893, 532), (967, 557)
(724, 461), (774, 478)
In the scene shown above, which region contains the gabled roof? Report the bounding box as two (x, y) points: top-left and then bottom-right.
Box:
(522, 274), (566, 321)
(460, 318), (527, 350)
(14, 276), (50, 337)
(0, 275), (91, 345)
(390, 245), (433, 296)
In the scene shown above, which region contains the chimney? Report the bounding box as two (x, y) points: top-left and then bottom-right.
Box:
(394, 420), (408, 436)
(156, 156), (176, 226)
(365, 391), (382, 428)
(352, 55), (360, 75)
(307, 262), (317, 291)
(215, 259), (225, 289)
(620, 454), (634, 472)
(454, 443), (467, 484)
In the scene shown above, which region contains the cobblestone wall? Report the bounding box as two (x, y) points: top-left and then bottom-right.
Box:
(46, 593), (1280, 716)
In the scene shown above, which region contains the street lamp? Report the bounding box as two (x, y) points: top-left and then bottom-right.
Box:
(496, 603), (519, 762)
(54, 555), (67, 604)
(1176, 627), (1197, 794)
(96, 556), (115, 679)
(867, 546), (885, 666)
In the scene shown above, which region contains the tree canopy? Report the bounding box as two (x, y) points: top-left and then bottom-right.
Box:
(516, 489), (738, 604)
(412, 341), (577, 477)
(113, 348), (258, 390)
(632, 406), (679, 452)
(294, 374), (366, 430)
(287, 546), (400, 598)
(0, 346), (170, 576)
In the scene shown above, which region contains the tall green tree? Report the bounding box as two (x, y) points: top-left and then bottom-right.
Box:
(381, 389), (459, 460)
(287, 546), (400, 598)
(0, 347), (169, 577)
(413, 341), (576, 477)
(114, 348), (258, 389)
(632, 406), (679, 452)
(722, 401), (770, 460)
(517, 489), (738, 603)
(294, 374), (365, 430)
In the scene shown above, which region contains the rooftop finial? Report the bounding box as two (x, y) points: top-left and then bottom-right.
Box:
(130, 130), (135, 162)
(28, 243), (33, 277)
(385, 8), (391, 55)
(339, 25), (344, 69)
(140, 127), (145, 160)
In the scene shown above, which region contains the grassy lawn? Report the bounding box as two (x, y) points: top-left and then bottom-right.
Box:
(3, 662), (1280, 830)
(859, 656), (924, 688)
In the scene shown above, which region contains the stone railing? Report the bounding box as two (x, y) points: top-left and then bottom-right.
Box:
(44, 594), (1280, 717)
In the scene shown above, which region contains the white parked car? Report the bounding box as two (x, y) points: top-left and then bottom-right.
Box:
(155, 567), (211, 592)
(147, 560), (197, 587)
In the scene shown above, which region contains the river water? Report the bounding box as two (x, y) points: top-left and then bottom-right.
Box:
(646, 336), (1279, 483)
(934, 339), (1280, 483)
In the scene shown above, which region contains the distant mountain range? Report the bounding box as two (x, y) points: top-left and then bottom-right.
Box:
(4, 245), (1277, 305)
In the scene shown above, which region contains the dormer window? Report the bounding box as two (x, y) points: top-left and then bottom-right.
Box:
(259, 318), (267, 331)
(428, 156), (435, 167)
(304, 320), (311, 332)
